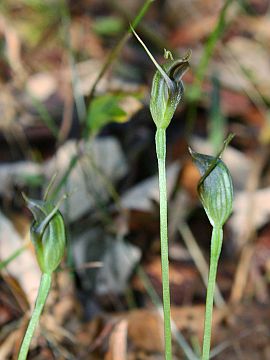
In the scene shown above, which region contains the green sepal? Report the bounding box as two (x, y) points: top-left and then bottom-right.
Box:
(150, 51), (190, 129)
(131, 27), (190, 130)
(24, 196), (66, 274)
(190, 149), (233, 227)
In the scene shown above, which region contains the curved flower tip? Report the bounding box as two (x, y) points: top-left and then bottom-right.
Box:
(131, 27), (191, 129)
(150, 50), (191, 129)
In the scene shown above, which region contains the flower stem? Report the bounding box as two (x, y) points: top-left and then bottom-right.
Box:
(202, 226), (223, 360)
(18, 273), (52, 360)
(156, 128), (172, 360)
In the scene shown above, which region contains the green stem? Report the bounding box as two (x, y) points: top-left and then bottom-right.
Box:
(185, 0), (233, 137)
(202, 226), (223, 360)
(155, 128), (172, 360)
(18, 273), (52, 360)
(0, 245), (27, 271)
(87, 0), (154, 103)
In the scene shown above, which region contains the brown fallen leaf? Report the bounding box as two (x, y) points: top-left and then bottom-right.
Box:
(105, 319), (128, 360)
(178, 159), (200, 199)
(0, 329), (20, 360)
(238, 15), (270, 45)
(0, 212), (40, 309)
(127, 309), (164, 353)
(133, 256), (203, 305)
(171, 305), (226, 342)
(229, 187), (270, 249)
(127, 306), (225, 352)
(76, 304), (227, 358)
(170, 15), (218, 47)
(0, 15), (26, 80)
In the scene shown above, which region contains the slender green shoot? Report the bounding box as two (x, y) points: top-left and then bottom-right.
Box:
(0, 244), (27, 271)
(87, 0), (154, 103)
(156, 128), (172, 360)
(201, 227), (222, 360)
(186, 0), (233, 136)
(137, 266), (198, 360)
(132, 29), (190, 360)
(178, 221), (225, 308)
(209, 75), (226, 153)
(18, 273), (52, 360)
(28, 93), (59, 138)
(193, 0), (233, 90)
(190, 135), (234, 360)
(18, 180), (66, 359)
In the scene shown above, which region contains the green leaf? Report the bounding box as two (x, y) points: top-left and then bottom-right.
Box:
(92, 16), (124, 36)
(17, 174), (45, 188)
(87, 94), (127, 134)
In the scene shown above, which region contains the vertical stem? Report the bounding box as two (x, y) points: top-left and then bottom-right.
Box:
(155, 128), (172, 360)
(18, 273), (52, 360)
(202, 226), (223, 360)
(87, 0), (154, 103)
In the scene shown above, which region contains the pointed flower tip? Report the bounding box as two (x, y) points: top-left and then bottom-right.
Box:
(22, 192), (29, 203)
(164, 49), (174, 60)
(183, 48), (192, 62)
(131, 26), (172, 90)
(129, 23), (135, 34)
(188, 146), (195, 156)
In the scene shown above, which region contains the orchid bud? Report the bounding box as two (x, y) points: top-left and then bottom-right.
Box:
(23, 195), (66, 274)
(150, 51), (190, 129)
(190, 148), (233, 228)
(131, 27), (190, 129)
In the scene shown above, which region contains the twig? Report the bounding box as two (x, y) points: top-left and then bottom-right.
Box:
(178, 222), (225, 308)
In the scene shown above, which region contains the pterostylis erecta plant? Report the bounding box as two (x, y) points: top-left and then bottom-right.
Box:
(18, 175), (67, 360)
(190, 134), (234, 360)
(132, 27), (191, 360)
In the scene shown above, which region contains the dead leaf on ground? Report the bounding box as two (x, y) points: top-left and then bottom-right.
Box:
(45, 137), (128, 222)
(238, 15), (270, 45)
(229, 187), (270, 248)
(127, 309), (164, 353)
(170, 15), (218, 47)
(0, 329), (20, 360)
(133, 257), (202, 305)
(0, 211), (40, 309)
(105, 319), (128, 360)
(122, 163), (180, 211)
(26, 72), (57, 102)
